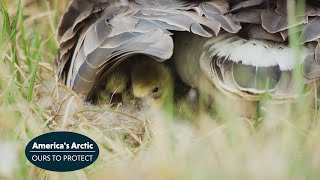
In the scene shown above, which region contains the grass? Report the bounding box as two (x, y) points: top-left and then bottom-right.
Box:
(0, 0), (320, 179)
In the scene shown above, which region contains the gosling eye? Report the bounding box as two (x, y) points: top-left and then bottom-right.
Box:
(152, 87), (159, 93)
(150, 86), (162, 99)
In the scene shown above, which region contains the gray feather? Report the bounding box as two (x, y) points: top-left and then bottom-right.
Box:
(300, 17), (320, 43)
(197, 2), (241, 33)
(232, 9), (262, 24)
(57, 0), (93, 41)
(200, 1), (229, 14)
(100, 32), (143, 49)
(261, 10), (306, 33)
(303, 53), (319, 81)
(135, 0), (193, 7)
(244, 25), (284, 42)
(135, 9), (213, 36)
(303, 43), (320, 81)
(230, 0), (264, 12)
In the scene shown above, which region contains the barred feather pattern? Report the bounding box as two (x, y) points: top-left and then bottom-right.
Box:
(55, 0), (320, 98)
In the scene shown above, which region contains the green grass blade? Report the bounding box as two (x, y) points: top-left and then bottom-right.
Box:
(27, 33), (42, 102)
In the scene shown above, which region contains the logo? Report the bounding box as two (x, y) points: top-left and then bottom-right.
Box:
(25, 131), (99, 172)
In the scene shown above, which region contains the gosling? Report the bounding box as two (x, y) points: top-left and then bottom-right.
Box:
(97, 63), (131, 105)
(131, 56), (174, 109)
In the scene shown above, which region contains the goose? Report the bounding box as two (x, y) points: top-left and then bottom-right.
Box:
(55, 0), (320, 106)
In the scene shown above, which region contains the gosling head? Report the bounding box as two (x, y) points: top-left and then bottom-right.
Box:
(131, 57), (173, 108)
(98, 64), (130, 105)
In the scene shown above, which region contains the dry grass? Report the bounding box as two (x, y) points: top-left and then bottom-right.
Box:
(1, 0), (320, 180)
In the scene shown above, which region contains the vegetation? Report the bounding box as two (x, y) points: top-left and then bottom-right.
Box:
(0, 0), (320, 179)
